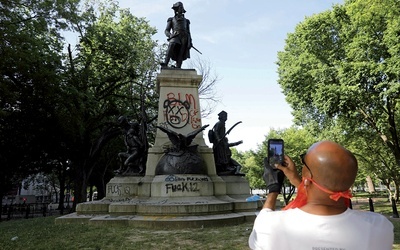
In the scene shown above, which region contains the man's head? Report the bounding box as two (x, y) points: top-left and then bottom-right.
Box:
(118, 116), (130, 129)
(302, 141), (358, 192)
(218, 111), (227, 121)
(172, 2), (186, 14)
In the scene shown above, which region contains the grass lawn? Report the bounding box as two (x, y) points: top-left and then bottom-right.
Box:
(0, 215), (254, 250)
(0, 196), (399, 250)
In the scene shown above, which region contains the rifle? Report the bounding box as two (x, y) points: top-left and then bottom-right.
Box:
(215, 121), (242, 145)
(225, 121), (242, 137)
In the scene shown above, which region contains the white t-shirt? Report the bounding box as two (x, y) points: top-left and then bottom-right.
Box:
(249, 208), (393, 250)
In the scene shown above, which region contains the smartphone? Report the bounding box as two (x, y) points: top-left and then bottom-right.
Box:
(267, 139), (284, 168)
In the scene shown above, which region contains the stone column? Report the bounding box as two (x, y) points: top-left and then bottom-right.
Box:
(146, 68), (215, 176)
(146, 68), (226, 197)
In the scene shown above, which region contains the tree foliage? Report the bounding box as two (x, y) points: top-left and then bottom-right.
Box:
(60, 1), (160, 206)
(0, 0), (81, 201)
(277, 0), (400, 195)
(0, 0), (162, 209)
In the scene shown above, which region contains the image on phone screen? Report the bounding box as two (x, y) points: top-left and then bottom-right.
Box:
(268, 139), (284, 168)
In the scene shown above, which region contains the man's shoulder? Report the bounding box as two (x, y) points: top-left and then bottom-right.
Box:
(348, 209), (393, 227)
(348, 208), (387, 218)
(258, 207), (298, 217)
(213, 121), (223, 129)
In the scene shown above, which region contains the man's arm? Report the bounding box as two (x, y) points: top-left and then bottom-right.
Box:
(164, 17), (173, 38)
(276, 155), (301, 187)
(263, 192), (279, 210)
(262, 155), (301, 210)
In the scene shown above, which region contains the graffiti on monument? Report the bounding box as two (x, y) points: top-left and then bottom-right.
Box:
(107, 184), (131, 196)
(165, 182), (200, 194)
(164, 174), (210, 194)
(163, 92), (201, 129)
(164, 175), (210, 182)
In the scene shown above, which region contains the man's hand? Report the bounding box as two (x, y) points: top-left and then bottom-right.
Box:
(263, 158), (285, 193)
(275, 155), (301, 187)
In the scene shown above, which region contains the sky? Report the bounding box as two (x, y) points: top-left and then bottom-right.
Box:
(100, 0), (345, 151)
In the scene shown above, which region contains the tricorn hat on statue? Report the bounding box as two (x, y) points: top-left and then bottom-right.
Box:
(172, 2), (186, 13)
(218, 110), (227, 117)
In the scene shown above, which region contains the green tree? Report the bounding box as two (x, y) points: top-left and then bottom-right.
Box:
(348, 130), (398, 198)
(277, 0), (400, 196)
(61, 1), (160, 207)
(0, 0), (161, 211)
(241, 151), (265, 190)
(0, 0), (81, 206)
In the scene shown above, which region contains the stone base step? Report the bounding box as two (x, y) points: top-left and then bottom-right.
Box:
(76, 196), (259, 216)
(55, 211), (258, 229)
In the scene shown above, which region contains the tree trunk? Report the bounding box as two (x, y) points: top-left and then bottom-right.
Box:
(73, 168), (88, 212)
(88, 185), (93, 201)
(0, 191), (3, 222)
(282, 184), (295, 205)
(384, 182), (393, 200)
(97, 179), (106, 200)
(96, 160), (112, 200)
(58, 174), (65, 215)
(366, 176), (375, 193)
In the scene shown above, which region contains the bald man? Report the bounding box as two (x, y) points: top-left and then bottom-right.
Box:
(249, 141), (393, 250)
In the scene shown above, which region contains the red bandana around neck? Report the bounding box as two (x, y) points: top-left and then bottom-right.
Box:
(283, 177), (352, 210)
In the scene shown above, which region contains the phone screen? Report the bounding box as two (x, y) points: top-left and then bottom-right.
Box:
(268, 139), (284, 168)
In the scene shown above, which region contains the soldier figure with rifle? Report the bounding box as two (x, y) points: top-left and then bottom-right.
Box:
(209, 111), (244, 175)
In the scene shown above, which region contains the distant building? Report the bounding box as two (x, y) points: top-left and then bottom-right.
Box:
(2, 174), (59, 205)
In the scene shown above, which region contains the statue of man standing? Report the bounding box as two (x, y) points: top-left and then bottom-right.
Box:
(162, 2), (192, 68)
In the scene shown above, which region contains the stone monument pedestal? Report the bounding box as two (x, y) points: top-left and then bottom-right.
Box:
(55, 69), (258, 228)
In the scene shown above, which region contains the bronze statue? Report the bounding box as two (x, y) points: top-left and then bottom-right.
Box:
(156, 124), (208, 152)
(115, 116), (145, 176)
(155, 124), (209, 175)
(161, 2), (192, 68)
(209, 111), (244, 175)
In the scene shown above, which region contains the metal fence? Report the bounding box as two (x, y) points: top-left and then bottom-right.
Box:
(1, 203), (54, 220)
